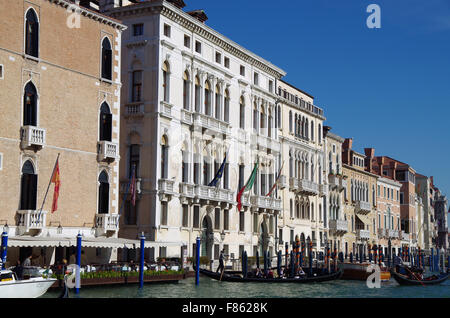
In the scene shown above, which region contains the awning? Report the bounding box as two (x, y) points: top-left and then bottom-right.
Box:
(356, 214), (372, 225)
(7, 236), (186, 249)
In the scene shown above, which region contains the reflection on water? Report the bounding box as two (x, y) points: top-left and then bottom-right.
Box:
(41, 277), (450, 298)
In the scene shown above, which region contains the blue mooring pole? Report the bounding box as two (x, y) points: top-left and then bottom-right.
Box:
(75, 233), (82, 295)
(431, 248), (434, 272)
(436, 249), (440, 272)
(195, 237), (200, 286)
(139, 233), (145, 289)
(1, 231), (8, 270)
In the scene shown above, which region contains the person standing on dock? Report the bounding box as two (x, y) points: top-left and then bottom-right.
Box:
(216, 249), (225, 273)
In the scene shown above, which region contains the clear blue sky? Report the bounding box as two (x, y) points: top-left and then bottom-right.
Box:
(185, 0), (450, 200)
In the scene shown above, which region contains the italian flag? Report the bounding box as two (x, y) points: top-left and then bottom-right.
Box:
(236, 159), (259, 212)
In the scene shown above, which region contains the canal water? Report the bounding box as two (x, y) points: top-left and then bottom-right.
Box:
(41, 276), (450, 298)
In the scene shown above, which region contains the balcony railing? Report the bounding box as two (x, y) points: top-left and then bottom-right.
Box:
(289, 177), (299, 191)
(356, 200), (371, 214)
(319, 184), (328, 197)
(158, 179), (175, 193)
(328, 175), (340, 189)
(20, 126), (45, 149)
(179, 182), (195, 198)
(160, 101), (173, 119)
(180, 109), (193, 125)
(250, 195), (282, 211)
(389, 229), (399, 239)
(401, 231), (410, 241)
(357, 229), (370, 240)
(193, 113), (230, 135)
(194, 185), (234, 203)
(120, 178), (141, 194)
(97, 141), (118, 161)
(17, 210), (46, 233)
(329, 219), (348, 233)
(298, 179), (319, 196)
(279, 175), (287, 190)
(95, 213), (119, 234)
(250, 134), (281, 153)
(124, 103), (144, 117)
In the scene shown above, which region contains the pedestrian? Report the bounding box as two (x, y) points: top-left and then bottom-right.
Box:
(13, 260), (24, 280)
(23, 255), (32, 267)
(216, 249), (225, 273)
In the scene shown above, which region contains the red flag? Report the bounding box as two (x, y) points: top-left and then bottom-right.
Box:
(51, 159), (61, 213)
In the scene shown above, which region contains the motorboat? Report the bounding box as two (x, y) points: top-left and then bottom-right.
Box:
(0, 267), (56, 298)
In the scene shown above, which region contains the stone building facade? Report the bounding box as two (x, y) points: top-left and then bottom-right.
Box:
(0, 0), (125, 266)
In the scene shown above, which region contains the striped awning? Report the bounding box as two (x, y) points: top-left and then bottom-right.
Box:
(356, 214), (372, 225)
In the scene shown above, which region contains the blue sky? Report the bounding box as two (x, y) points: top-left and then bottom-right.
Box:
(185, 0), (450, 201)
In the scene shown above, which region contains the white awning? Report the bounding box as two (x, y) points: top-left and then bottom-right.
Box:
(7, 236), (186, 249)
(356, 214), (372, 225)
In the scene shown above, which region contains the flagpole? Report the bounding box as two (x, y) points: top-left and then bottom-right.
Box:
(38, 153), (60, 219)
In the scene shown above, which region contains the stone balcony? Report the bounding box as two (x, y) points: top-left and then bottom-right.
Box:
(124, 103), (144, 118)
(329, 219), (348, 234)
(328, 174), (346, 192)
(298, 179), (319, 196)
(20, 126), (45, 149)
(95, 213), (119, 236)
(194, 184), (234, 205)
(250, 195), (282, 211)
(160, 101), (173, 119)
(16, 210), (47, 235)
(279, 175), (287, 190)
(180, 109), (193, 125)
(357, 229), (370, 240)
(250, 134), (281, 153)
(355, 200), (371, 214)
(119, 178), (142, 194)
(388, 229), (399, 239)
(193, 113), (230, 135)
(97, 140), (118, 162)
(179, 182), (195, 199)
(378, 228), (386, 238)
(319, 184), (328, 197)
(158, 179), (175, 201)
(289, 177), (299, 191)
(401, 231), (410, 241)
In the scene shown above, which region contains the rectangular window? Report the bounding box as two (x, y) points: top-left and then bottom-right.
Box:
(224, 57), (230, 69)
(268, 80), (273, 93)
(215, 51), (221, 64)
(161, 202), (168, 226)
(279, 229), (283, 244)
(240, 65), (245, 76)
(214, 244), (220, 260)
(0, 153), (2, 170)
(184, 35), (190, 48)
(238, 164), (245, 190)
(224, 209), (229, 231)
(400, 192), (404, 204)
(132, 70), (142, 102)
(182, 205), (189, 227)
(0, 65), (3, 79)
(290, 230), (294, 243)
(395, 170), (407, 181)
(195, 41), (202, 54)
(214, 208), (220, 230)
(253, 72), (259, 85)
(193, 206), (200, 228)
(239, 212), (245, 232)
(133, 24), (143, 36)
(163, 24), (171, 37)
(253, 213), (258, 233)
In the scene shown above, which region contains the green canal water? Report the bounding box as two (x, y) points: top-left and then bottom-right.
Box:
(41, 276), (450, 298)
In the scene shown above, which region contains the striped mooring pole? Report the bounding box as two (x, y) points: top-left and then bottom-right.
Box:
(139, 233), (145, 289)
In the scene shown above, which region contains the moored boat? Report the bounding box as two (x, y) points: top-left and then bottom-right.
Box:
(390, 269), (449, 286)
(341, 262), (391, 281)
(199, 267), (343, 283)
(0, 269), (57, 298)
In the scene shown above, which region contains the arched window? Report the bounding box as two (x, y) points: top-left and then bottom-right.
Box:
(162, 61), (170, 102)
(132, 70), (142, 102)
(20, 160), (37, 210)
(183, 71), (190, 110)
(260, 108), (265, 134)
(294, 114), (298, 136)
(215, 85), (221, 120)
(99, 102), (112, 142)
(268, 110), (273, 138)
(239, 96), (245, 129)
(318, 124), (322, 143)
(311, 203), (315, 221)
(101, 37), (112, 80)
(277, 105), (281, 128)
(224, 89), (230, 123)
(23, 82), (37, 126)
(204, 81), (211, 116)
(194, 76), (201, 112)
(290, 199), (293, 218)
(161, 135), (169, 179)
(98, 171), (109, 214)
(25, 9), (39, 58)
(311, 121), (314, 141)
(305, 119), (309, 139)
(129, 144), (140, 178)
(289, 111), (292, 133)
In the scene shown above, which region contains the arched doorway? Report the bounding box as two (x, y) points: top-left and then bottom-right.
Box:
(20, 160), (37, 210)
(201, 216), (213, 260)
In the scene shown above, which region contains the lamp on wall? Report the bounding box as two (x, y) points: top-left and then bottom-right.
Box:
(0, 220), (9, 234)
(57, 224), (63, 234)
(220, 230), (226, 242)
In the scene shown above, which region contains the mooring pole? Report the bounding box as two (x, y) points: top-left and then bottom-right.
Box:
(1, 231), (8, 270)
(195, 237), (200, 286)
(75, 233), (82, 295)
(139, 233), (145, 289)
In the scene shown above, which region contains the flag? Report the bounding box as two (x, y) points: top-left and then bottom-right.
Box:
(51, 158), (61, 213)
(208, 152), (227, 188)
(266, 160), (284, 197)
(236, 159), (259, 212)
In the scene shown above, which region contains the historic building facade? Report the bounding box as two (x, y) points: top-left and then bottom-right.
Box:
(102, 0), (286, 261)
(415, 174), (436, 251)
(0, 0), (125, 266)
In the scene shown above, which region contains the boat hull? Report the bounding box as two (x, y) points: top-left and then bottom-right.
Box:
(341, 263), (390, 281)
(199, 268), (343, 283)
(390, 270), (449, 286)
(0, 278), (57, 298)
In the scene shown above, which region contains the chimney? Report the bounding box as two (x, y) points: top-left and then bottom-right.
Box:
(99, 0), (120, 12)
(343, 138), (353, 150)
(364, 148), (375, 173)
(323, 126), (331, 138)
(390, 161), (397, 180)
(187, 10), (208, 23)
(167, 0), (186, 9)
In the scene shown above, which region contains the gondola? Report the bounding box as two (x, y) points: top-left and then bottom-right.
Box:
(199, 267), (343, 283)
(390, 269), (449, 286)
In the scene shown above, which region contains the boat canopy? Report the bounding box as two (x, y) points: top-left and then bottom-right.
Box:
(7, 236), (186, 249)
